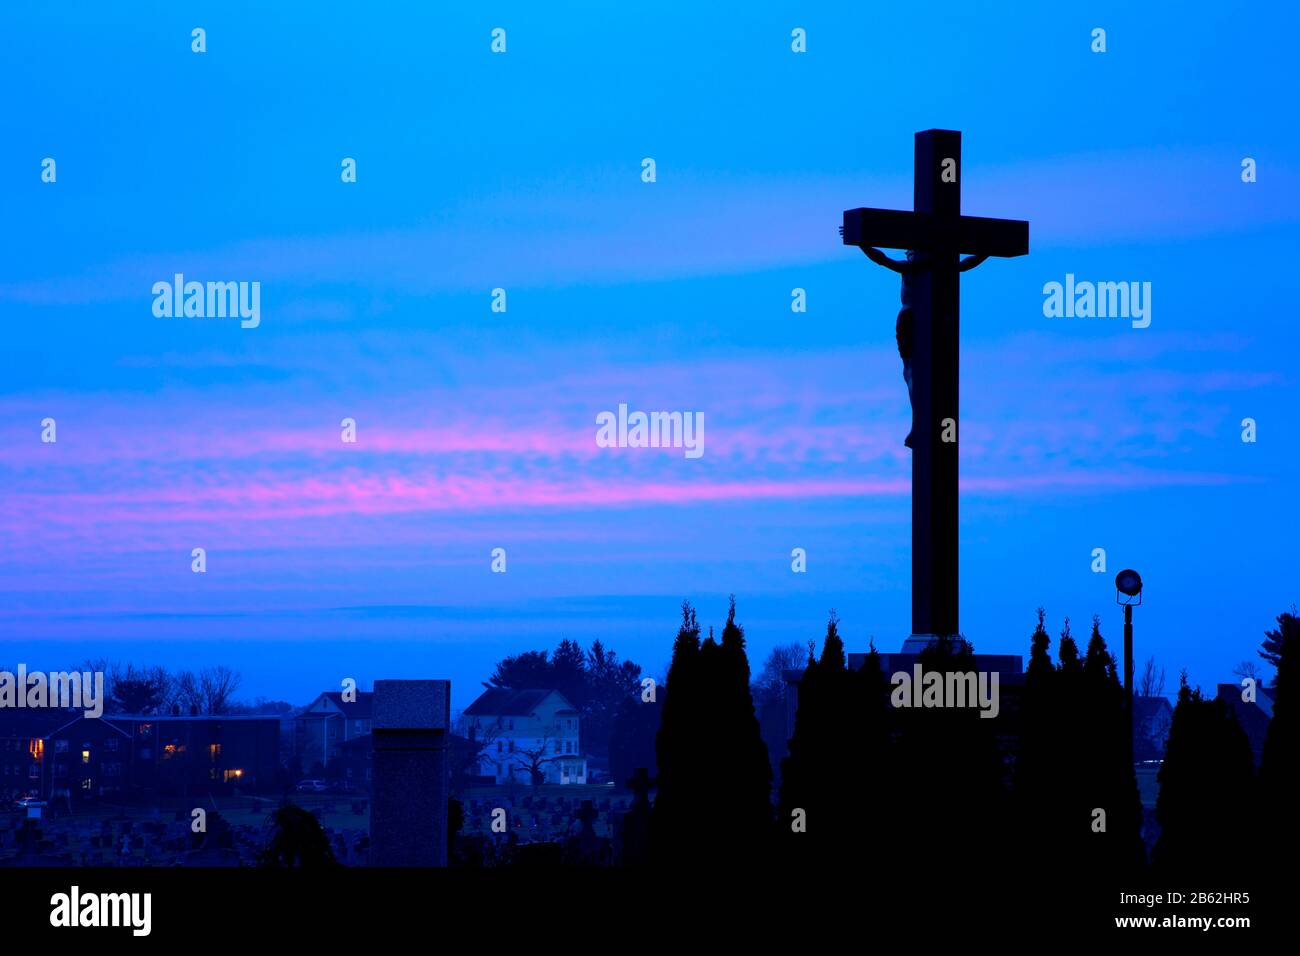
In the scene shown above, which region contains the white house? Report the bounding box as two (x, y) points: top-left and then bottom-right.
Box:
(462, 688), (587, 785)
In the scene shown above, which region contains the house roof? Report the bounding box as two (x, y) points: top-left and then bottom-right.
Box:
(1215, 684), (1275, 760)
(311, 691), (374, 718)
(464, 688), (573, 717)
(1133, 695), (1173, 721)
(50, 716), (134, 738)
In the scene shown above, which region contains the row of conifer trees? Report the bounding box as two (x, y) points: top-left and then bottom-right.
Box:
(648, 599), (1297, 880)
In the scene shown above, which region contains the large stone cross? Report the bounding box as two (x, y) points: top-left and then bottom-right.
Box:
(842, 130), (1029, 642)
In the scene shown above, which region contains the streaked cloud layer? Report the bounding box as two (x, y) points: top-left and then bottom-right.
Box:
(2, 2), (1297, 705)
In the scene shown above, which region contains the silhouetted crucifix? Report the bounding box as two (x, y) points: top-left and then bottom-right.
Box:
(841, 129), (1028, 642)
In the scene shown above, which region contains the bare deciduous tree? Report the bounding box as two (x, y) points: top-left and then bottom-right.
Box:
(201, 665), (241, 715)
(512, 737), (561, 791)
(1137, 656), (1166, 698)
(1233, 660), (1264, 683)
(751, 641), (809, 708)
(171, 671), (203, 714)
(169, 666), (240, 715)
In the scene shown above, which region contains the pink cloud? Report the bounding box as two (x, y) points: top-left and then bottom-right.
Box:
(0, 334), (1271, 575)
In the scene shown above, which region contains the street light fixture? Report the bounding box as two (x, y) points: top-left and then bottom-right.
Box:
(1115, 568), (1143, 765)
(1115, 568), (1143, 604)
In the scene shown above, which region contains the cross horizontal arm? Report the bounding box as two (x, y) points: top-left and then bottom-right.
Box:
(841, 207), (1029, 257)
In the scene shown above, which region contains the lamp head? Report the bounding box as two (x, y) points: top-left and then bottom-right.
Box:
(1115, 568), (1143, 604)
(1115, 569), (1142, 596)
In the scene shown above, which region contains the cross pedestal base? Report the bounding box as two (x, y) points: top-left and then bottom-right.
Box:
(901, 633), (967, 653)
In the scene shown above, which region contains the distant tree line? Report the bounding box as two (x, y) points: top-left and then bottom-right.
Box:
(63, 661), (288, 717)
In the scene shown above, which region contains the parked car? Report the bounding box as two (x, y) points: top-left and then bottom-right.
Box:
(295, 779), (328, 793)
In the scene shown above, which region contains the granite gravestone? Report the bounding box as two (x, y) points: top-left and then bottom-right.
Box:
(370, 679), (450, 867)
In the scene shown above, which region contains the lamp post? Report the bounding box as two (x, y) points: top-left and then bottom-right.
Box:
(1115, 569), (1143, 763)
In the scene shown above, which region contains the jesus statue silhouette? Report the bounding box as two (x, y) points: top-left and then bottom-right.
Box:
(855, 246), (919, 449)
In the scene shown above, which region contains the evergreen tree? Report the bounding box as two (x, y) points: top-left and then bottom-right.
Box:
(585, 641), (643, 763)
(715, 597), (774, 856)
(1077, 614), (1146, 875)
(779, 613), (845, 864)
(892, 636), (1007, 879)
(1081, 614), (1113, 687)
(1058, 617), (1081, 675)
(1015, 610), (1146, 881)
(550, 638), (588, 708)
(1259, 609), (1297, 859)
(108, 664), (171, 715)
(1026, 607), (1053, 681)
(1259, 607), (1299, 675)
(850, 639), (894, 856)
(651, 602), (703, 861)
(258, 801), (338, 867)
(486, 650), (552, 690)
(1015, 608), (1062, 871)
(780, 613), (893, 868)
(1046, 615), (1089, 869)
(1153, 677), (1255, 877)
(651, 598), (774, 865)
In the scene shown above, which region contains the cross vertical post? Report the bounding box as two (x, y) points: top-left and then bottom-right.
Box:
(841, 129), (1029, 647)
(912, 129), (961, 640)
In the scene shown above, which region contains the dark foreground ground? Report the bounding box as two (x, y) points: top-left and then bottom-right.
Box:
(0, 863), (1282, 942)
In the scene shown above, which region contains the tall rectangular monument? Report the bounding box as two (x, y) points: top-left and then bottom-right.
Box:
(370, 679), (451, 867)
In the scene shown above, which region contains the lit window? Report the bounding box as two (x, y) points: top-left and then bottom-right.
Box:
(81, 749), (91, 764)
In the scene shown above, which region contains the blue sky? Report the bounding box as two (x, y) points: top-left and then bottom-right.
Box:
(1, 1), (1297, 708)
